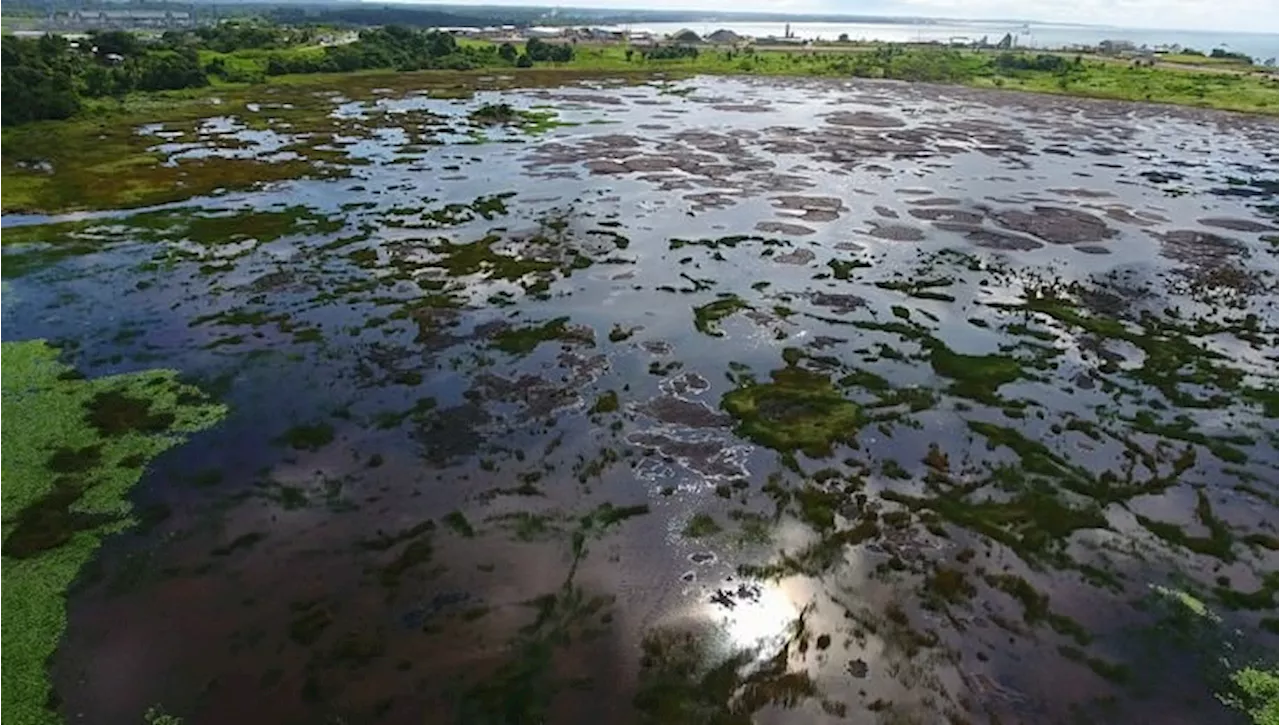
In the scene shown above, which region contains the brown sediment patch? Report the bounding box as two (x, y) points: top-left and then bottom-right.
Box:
(774, 248), (817, 265)
(640, 340), (673, 355)
(531, 91), (625, 105)
(908, 208), (984, 225)
(1075, 245), (1112, 255)
(872, 206), (898, 219)
(625, 431), (746, 478)
(906, 197), (961, 206)
(748, 173), (813, 194)
(755, 221), (816, 237)
(412, 403), (490, 464)
(471, 372), (580, 421)
(1147, 230), (1268, 299)
(810, 291), (868, 314)
(1198, 217), (1276, 233)
(671, 131), (751, 155)
(945, 225), (1044, 251)
(711, 104), (774, 113)
(770, 195), (845, 222)
(684, 192), (740, 211)
(1151, 229), (1246, 265)
(663, 372), (710, 396)
(993, 206), (1116, 244)
(1047, 188), (1114, 198)
(622, 156), (678, 173)
(636, 395), (731, 429)
(1134, 209), (1170, 223)
(762, 139), (819, 154)
(585, 160), (629, 175)
(825, 111), (906, 128)
(867, 223), (926, 242)
(1098, 206), (1158, 227)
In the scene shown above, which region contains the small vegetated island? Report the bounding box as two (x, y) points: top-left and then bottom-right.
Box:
(1, 11), (1276, 725)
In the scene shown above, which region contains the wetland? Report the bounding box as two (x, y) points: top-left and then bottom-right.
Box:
(2, 71), (1278, 725)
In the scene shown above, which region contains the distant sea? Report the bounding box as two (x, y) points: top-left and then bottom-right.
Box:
(584, 21), (1279, 62)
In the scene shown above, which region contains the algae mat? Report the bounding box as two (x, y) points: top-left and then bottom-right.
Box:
(1, 341), (226, 725)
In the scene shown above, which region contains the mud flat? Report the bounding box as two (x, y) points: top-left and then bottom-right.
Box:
(3, 75), (1277, 725)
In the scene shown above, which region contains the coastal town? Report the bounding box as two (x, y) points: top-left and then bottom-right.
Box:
(19, 8), (1270, 68)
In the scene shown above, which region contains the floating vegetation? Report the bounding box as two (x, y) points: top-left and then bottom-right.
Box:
(1, 340), (225, 725)
(469, 103), (572, 134)
(722, 367), (861, 457)
(692, 296), (750, 337)
(489, 317), (595, 355)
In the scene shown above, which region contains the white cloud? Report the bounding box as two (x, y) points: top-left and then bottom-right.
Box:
(870, 0), (1277, 33)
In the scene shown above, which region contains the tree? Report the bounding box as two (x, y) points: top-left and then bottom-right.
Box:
(498, 42), (517, 63)
(526, 37), (552, 62)
(516, 53), (533, 68)
(838, 33), (849, 42)
(549, 43), (573, 62)
(2, 63), (81, 124)
(89, 30), (141, 58)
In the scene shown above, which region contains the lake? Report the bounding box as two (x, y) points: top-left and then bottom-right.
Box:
(5, 74), (1277, 724)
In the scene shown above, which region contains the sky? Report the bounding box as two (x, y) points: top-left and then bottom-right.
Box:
(402, 0), (1279, 34)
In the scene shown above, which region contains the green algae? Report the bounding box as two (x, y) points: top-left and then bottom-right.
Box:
(443, 511), (476, 538)
(1220, 667), (1279, 725)
(669, 235), (785, 251)
(721, 367), (861, 458)
(875, 277), (956, 302)
(3, 205), (342, 277)
(1002, 290), (1259, 409)
(469, 103), (570, 134)
(425, 233), (559, 281)
(1, 340), (225, 725)
(826, 258), (871, 280)
(692, 296), (750, 337)
(608, 325), (637, 342)
(417, 193), (516, 227)
(927, 346), (1026, 402)
(279, 421), (335, 451)
(588, 391), (620, 415)
(490, 317), (595, 355)
(682, 513), (723, 538)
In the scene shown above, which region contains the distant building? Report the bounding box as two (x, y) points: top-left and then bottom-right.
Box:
(1099, 39), (1136, 55)
(705, 29), (742, 45)
(51, 9), (193, 29)
(669, 29), (702, 44)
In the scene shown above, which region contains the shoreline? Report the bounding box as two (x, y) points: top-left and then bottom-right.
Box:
(2, 62), (1276, 215)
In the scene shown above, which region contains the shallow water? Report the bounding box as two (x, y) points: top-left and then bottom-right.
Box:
(4, 76), (1277, 725)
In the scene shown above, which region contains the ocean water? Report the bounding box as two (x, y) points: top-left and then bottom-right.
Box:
(588, 20), (1280, 62)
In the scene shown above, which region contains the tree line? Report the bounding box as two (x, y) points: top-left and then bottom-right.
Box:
(2, 32), (206, 125)
(1, 24), (577, 126)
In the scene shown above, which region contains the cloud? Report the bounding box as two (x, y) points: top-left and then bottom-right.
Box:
(870, 0), (1277, 32)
